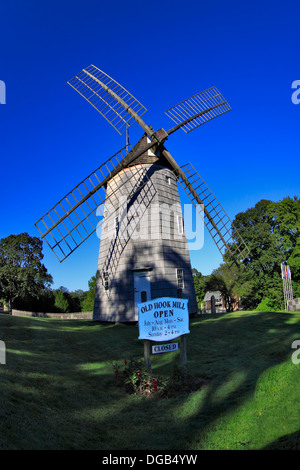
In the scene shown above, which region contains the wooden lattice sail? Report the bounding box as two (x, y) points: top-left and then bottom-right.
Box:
(36, 65), (248, 321)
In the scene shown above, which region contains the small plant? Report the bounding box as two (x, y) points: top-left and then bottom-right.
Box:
(112, 358), (208, 398)
(112, 357), (165, 396)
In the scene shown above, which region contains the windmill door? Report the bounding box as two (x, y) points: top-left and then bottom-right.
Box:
(134, 271), (151, 321)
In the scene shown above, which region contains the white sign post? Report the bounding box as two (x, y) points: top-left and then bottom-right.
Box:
(138, 297), (190, 372)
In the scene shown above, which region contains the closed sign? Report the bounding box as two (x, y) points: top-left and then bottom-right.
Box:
(152, 343), (178, 354)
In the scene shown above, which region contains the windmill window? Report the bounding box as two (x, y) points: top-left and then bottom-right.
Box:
(141, 291), (147, 302)
(166, 176), (171, 185)
(176, 269), (184, 289)
(177, 216), (184, 235)
(103, 271), (109, 290)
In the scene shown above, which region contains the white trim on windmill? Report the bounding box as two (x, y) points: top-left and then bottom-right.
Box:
(177, 215), (184, 235)
(177, 269), (184, 290)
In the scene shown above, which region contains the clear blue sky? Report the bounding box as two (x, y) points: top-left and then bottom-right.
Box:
(0, 0), (299, 291)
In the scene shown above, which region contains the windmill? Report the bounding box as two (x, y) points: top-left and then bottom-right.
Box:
(35, 65), (249, 322)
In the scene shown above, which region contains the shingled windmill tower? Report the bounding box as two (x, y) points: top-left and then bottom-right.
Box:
(35, 65), (249, 322)
(94, 134), (198, 321)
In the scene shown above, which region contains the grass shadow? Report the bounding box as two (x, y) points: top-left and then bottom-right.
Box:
(0, 311), (300, 449)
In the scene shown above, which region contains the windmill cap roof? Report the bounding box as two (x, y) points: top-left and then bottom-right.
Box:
(126, 134), (174, 170)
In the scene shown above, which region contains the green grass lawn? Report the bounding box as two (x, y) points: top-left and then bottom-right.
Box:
(0, 310), (300, 450)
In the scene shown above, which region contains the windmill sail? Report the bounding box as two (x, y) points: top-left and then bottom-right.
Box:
(39, 64), (242, 268)
(68, 65), (148, 136)
(35, 146), (151, 262)
(160, 150), (249, 266)
(165, 87), (231, 135)
(178, 162), (249, 265)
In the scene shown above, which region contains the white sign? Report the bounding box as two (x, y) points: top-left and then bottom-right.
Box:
(152, 343), (178, 354)
(138, 297), (190, 342)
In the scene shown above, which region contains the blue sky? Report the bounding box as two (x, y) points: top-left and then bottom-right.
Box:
(0, 0), (299, 291)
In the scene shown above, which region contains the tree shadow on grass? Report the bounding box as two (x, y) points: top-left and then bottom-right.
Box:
(1, 311), (300, 449)
(263, 430), (300, 450)
(171, 311), (300, 449)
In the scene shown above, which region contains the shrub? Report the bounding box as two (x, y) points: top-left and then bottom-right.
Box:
(255, 297), (280, 312)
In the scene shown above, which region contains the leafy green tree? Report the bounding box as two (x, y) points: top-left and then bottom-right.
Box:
(212, 263), (243, 295)
(0, 233), (53, 309)
(58, 286), (69, 293)
(192, 268), (207, 309)
(268, 197), (300, 281)
(204, 273), (234, 312)
(53, 287), (85, 312)
(29, 288), (56, 312)
(54, 290), (69, 313)
(81, 275), (96, 312)
(68, 290), (85, 312)
(231, 197), (300, 309)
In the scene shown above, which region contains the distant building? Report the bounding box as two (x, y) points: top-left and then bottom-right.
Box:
(203, 291), (239, 313)
(204, 291), (226, 313)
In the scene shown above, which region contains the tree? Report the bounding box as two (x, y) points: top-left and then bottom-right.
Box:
(204, 273), (235, 312)
(81, 275), (96, 312)
(53, 287), (86, 313)
(0, 233), (53, 309)
(209, 263), (244, 312)
(268, 197), (300, 281)
(58, 286), (69, 293)
(192, 268), (207, 309)
(54, 290), (69, 313)
(231, 197), (300, 309)
(68, 290), (85, 312)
